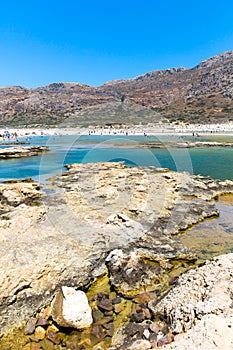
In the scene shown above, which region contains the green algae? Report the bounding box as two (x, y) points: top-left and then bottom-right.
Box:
(0, 326), (30, 350)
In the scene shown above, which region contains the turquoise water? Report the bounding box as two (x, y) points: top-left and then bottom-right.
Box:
(1, 134), (233, 182)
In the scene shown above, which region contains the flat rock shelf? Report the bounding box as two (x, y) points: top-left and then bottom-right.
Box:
(0, 145), (49, 159)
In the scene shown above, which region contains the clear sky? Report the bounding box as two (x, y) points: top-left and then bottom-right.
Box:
(0, 0), (232, 88)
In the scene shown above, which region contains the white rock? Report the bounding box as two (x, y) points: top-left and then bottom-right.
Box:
(51, 286), (93, 329)
(124, 339), (151, 350)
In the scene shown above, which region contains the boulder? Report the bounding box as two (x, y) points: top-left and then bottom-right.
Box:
(51, 286), (93, 329)
(149, 253), (233, 349)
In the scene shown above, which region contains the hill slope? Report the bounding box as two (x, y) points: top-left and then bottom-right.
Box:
(0, 51), (233, 126)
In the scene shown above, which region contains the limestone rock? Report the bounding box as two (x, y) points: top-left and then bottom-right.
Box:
(0, 146), (49, 159)
(123, 339), (151, 350)
(149, 253), (233, 349)
(105, 236), (196, 296)
(1, 163), (233, 337)
(160, 314), (233, 349)
(51, 286), (93, 329)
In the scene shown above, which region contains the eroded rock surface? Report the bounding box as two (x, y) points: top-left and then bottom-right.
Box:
(1, 162), (233, 338)
(149, 253), (233, 349)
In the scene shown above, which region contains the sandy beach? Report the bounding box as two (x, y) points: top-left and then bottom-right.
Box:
(2, 122), (233, 140)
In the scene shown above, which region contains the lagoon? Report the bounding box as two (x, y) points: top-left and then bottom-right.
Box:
(1, 134), (233, 182)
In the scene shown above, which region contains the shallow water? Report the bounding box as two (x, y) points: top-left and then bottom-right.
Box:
(175, 194), (233, 261)
(1, 134), (233, 182)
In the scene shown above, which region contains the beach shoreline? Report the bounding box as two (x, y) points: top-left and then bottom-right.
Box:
(2, 122), (233, 139)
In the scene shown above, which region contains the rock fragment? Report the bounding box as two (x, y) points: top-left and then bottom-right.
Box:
(51, 286), (93, 329)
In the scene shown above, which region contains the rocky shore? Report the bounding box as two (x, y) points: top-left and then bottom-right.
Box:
(176, 141), (233, 148)
(1, 162), (233, 349)
(141, 141), (233, 149)
(0, 145), (49, 159)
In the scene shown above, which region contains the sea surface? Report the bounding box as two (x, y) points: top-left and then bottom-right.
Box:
(1, 134), (233, 182)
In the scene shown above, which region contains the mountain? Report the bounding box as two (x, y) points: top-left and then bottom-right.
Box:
(0, 51), (233, 126)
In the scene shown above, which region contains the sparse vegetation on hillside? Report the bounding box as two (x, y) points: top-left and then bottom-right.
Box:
(0, 51), (233, 126)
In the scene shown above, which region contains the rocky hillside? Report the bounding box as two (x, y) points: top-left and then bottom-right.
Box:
(0, 51), (233, 126)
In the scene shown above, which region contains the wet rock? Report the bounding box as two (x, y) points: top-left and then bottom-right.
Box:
(98, 316), (114, 326)
(51, 286), (93, 329)
(90, 323), (105, 345)
(114, 301), (126, 314)
(130, 312), (145, 323)
(105, 243), (196, 295)
(24, 342), (40, 350)
(46, 324), (59, 334)
(134, 292), (153, 304)
(142, 307), (151, 319)
(97, 298), (113, 312)
(149, 321), (164, 334)
(23, 344), (32, 350)
(112, 297), (122, 305)
(34, 326), (46, 340)
(24, 317), (38, 335)
(143, 329), (151, 340)
(29, 335), (40, 343)
(65, 334), (81, 350)
(36, 317), (49, 327)
(38, 338), (55, 350)
(168, 276), (178, 285)
(46, 328), (61, 344)
(103, 322), (114, 336)
(40, 306), (52, 319)
(92, 309), (104, 323)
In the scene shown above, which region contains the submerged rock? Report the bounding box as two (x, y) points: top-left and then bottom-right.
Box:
(51, 287), (93, 329)
(105, 238), (196, 296)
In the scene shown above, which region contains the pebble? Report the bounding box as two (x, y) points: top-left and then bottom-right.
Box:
(112, 296), (122, 304)
(24, 317), (37, 335)
(46, 328), (61, 345)
(143, 328), (151, 339)
(130, 311), (145, 323)
(34, 326), (46, 340)
(46, 324), (59, 333)
(149, 321), (163, 333)
(114, 302), (125, 314)
(97, 298), (113, 312)
(36, 317), (49, 327)
(157, 333), (174, 346)
(65, 334), (81, 349)
(134, 292), (152, 304)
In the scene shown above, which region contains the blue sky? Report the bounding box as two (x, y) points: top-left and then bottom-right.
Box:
(0, 0), (232, 88)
